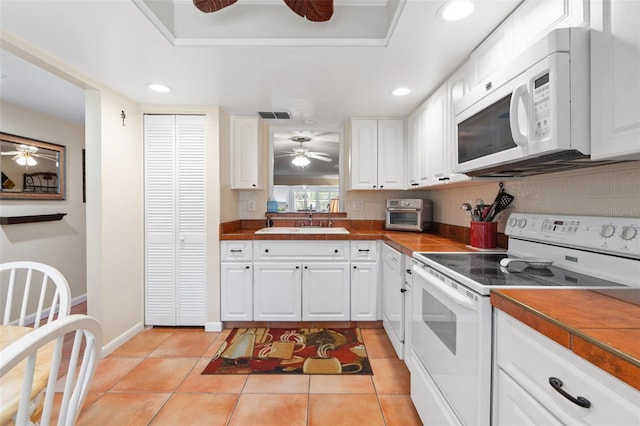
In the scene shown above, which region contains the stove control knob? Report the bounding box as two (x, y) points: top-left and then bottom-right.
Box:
(517, 218), (527, 228)
(508, 218), (517, 227)
(600, 224), (616, 238)
(620, 226), (637, 241)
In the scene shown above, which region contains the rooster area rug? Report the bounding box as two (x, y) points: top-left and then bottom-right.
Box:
(202, 327), (373, 375)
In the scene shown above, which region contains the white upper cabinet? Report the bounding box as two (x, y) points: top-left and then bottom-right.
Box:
(590, 0), (640, 160)
(406, 109), (420, 188)
(351, 119), (405, 190)
(424, 85), (447, 184)
(469, 0), (588, 90)
(405, 65), (471, 189)
(231, 116), (261, 189)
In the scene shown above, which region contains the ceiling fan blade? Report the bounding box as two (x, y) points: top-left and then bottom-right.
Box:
(306, 151), (330, 156)
(193, 0), (238, 13)
(1, 151), (21, 155)
(284, 0), (334, 22)
(11, 154), (21, 161)
(33, 154), (57, 161)
(275, 153), (297, 158)
(307, 153), (332, 162)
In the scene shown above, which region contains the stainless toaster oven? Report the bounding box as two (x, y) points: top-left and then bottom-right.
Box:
(385, 199), (433, 232)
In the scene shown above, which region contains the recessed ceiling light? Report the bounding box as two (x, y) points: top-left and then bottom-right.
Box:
(392, 87), (411, 96)
(148, 83), (171, 93)
(438, 0), (474, 22)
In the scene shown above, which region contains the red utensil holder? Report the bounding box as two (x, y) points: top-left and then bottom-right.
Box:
(470, 221), (498, 249)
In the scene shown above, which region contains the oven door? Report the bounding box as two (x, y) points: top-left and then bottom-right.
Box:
(385, 208), (422, 231)
(411, 261), (492, 426)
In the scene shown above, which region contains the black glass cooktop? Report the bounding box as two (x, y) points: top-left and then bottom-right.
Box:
(416, 253), (627, 288)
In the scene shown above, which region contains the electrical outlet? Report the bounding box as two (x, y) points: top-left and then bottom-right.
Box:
(247, 200), (256, 211)
(353, 200), (364, 211)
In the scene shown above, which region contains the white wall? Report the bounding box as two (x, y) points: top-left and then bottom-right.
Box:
(0, 100), (87, 301)
(85, 89), (144, 347)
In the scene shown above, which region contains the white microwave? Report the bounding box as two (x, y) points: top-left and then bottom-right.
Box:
(454, 28), (599, 177)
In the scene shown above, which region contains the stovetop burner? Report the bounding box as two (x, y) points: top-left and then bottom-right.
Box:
(416, 253), (627, 289)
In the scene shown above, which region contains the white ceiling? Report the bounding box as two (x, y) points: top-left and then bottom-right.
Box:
(0, 0), (521, 129)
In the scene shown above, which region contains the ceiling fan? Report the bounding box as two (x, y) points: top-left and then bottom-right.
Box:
(193, 0), (334, 22)
(276, 136), (333, 167)
(1, 144), (57, 166)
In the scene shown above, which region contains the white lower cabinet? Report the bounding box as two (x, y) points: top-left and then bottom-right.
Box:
(494, 310), (640, 425)
(221, 240), (380, 323)
(253, 262), (302, 321)
(221, 241), (254, 321)
(251, 241), (354, 322)
(302, 262), (350, 321)
(350, 262), (378, 321)
(220, 263), (253, 321)
(253, 261), (350, 321)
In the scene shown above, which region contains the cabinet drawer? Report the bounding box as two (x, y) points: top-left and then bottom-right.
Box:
(495, 311), (640, 425)
(221, 241), (253, 261)
(253, 241), (350, 261)
(350, 241), (378, 261)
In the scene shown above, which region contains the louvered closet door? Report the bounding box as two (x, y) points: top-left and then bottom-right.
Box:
(144, 115), (177, 325)
(144, 114), (206, 326)
(175, 115), (206, 325)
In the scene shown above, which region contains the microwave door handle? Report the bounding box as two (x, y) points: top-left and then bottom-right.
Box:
(509, 83), (529, 148)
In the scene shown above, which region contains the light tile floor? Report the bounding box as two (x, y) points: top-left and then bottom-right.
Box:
(72, 318), (423, 425)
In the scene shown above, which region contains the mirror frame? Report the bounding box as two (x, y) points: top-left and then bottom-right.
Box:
(268, 126), (345, 212)
(0, 132), (66, 200)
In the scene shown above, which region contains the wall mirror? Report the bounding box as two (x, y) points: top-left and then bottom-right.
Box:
(0, 132), (66, 200)
(269, 129), (343, 212)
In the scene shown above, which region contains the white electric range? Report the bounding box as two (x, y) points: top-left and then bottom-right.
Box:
(409, 213), (640, 425)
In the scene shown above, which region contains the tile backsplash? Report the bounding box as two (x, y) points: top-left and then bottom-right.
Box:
(238, 161), (640, 230)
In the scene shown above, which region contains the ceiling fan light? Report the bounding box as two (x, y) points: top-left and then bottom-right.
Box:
(292, 155), (310, 167)
(27, 157), (37, 166)
(16, 156), (27, 166)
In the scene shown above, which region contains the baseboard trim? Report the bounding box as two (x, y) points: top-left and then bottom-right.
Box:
(205, 321), (223, 332)
(101, 321), (145, 357)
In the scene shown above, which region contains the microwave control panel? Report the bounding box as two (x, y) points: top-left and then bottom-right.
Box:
(533, 73), (551, 139)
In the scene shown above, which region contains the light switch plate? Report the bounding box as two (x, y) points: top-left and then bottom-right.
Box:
(247, 200), (256, 211)
(353, 200), (364, 211)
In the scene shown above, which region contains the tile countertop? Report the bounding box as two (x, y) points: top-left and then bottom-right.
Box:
(220, 227), (475, 256)
(491, 289), (640, 391)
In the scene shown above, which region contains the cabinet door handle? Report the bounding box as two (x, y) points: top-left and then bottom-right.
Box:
(358, 249), (370, 252)
(406, 269), (412, 274)
(295, 266), (300, 269)
(548, 377), (591, 408)
(304, 266), (308, 269)
(245, 266), (250, 269)
(400, 288), (407, 293)
(379, 185), (384, 188)
(334, 249), (339, 253)
(264, 249), (269, 253)
(353, 265), (357, 269)
(230, 249), (242, 253)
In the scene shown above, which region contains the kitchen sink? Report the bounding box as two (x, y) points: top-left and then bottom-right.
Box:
(255, 226), (349, 234)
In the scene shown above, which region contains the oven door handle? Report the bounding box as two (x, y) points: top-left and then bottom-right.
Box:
(386, 207), (420, 212)
(413, 265), (476, 310)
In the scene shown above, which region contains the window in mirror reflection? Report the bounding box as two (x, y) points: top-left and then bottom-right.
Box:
(273, 185), (339, 212)
(272, 129), (342, 211)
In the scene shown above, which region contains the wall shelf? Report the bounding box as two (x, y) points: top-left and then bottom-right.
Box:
(0, 213), (67, 225)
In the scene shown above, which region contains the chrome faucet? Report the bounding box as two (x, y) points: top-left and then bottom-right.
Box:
(308, 210), (313, 227)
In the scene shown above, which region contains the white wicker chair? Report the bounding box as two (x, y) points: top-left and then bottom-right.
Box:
(0, 314), (103, 425)
(0, 261), (72, 328)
